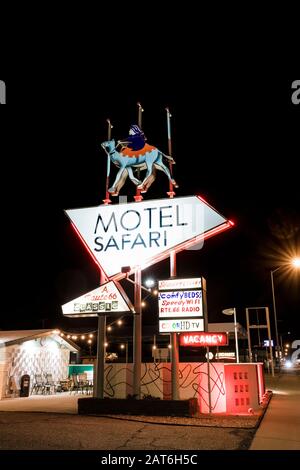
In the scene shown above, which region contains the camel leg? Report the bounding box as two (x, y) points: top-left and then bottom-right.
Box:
(127, 167), (141, 186)
(156, 160), (178, 187)
(138, 159), (154, 190)
(112, 169), (129, 196)
(141, 168), (156, 193)
(108, 166), (126, 193)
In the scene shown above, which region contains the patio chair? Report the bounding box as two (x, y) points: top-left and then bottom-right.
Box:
(78, 373), (89, 394)
(69, 374), (83, 394)
(31, 374), (45, 395)
(44, 373), (56, 394)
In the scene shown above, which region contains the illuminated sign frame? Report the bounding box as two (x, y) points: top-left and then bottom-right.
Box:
(62, 280), (133, 318)
(65, 195), (233, 280)
(179, 332), (229, 347)
(159, 318), (205, 333)
(158, 277), (207, 333)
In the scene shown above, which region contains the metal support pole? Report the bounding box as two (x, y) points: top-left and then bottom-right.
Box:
(266, 307), (275, 377)
(133, 267), (142, 398)
(103, 119), (112, 205)
(206, 346), (212, 413)
(170, 250), (179, 400)
(166, 107), (175, 198)
(233, 308), (240, 363)
(95, 315), (106, 398)
(94, 269), (107, 398)
(246, 308), (252, 362)
(134, 103), (143, 202)
(271, 270), (280, 361)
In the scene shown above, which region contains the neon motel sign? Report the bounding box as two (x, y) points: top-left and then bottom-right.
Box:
(180, 332), (228, 347)
(65, 196), (233, 279)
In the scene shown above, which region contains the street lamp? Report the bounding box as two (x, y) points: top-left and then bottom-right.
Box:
(222, 308), (240, 363)
(292, 257), (300, 268)
(145, 278), (155, 289)
(270, 267), (281, 361)
(270, 257), (300, 361)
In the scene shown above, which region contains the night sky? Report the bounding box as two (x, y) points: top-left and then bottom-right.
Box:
(0, 76), (299, 348)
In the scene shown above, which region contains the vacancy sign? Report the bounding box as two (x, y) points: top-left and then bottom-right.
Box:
(159, 318), (204, 333)
(65, 196), (232, 279)
(180, 332), (228, 347)
(62, 280), (133, 317)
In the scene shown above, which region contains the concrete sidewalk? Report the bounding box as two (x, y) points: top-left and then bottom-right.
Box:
(0, 393), (80, 414)
(250, 372), (300, 450)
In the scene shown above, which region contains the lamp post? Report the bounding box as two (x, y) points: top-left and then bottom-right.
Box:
(270, 267), (281, 362)
(222, 308), (240, 363)
(270, 258), (300, 364)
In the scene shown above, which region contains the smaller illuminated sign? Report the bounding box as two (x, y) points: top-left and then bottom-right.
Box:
(179, 332), (228, 347)
(263, 340), (274, 347)
(62, 280), (133, 317)
(158, 278), (202, 291)
(215, 352), (236, 360)
(159, 318), (204, 333)
(158, 276), (207, 333)
(158, 290), (203, 318)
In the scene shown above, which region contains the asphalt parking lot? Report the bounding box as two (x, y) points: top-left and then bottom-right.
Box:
(0, 411), (255, 450)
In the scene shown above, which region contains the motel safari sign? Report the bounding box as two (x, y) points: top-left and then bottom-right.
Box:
(65, 196), (232, 279)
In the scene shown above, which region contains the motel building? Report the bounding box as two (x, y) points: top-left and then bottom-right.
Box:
(0, 324), (265, 415)
(0, 330), (79, 399)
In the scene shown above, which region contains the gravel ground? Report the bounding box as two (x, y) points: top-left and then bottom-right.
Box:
(83, 391), (272, 429)
(92, 413), (260, 428)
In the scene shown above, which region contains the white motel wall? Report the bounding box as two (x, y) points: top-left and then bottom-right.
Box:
(0, 330), (79, 399)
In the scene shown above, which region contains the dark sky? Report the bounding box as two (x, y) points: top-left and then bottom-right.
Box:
(0, 76), (299, 346)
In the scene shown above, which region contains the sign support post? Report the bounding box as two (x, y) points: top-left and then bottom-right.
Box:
(95, 314), (106, 398)
(95, 269), (107, 398)
(134, 103), (144, 202)
(133, 267), (142, 398)
(206, 346), (212, 413)
(170, 250), (180, 400)
(103, 119), (112, 205)
(167, 108), (179, 400)
(166, 107), (175, 198)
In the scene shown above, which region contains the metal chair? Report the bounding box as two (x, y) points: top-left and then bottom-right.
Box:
(44, 373), (56, 394)
(31, 374), (45, 395)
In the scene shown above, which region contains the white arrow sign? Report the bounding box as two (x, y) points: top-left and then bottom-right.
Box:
(62, 280), (133, 317)
(65, 195), (233, 279)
